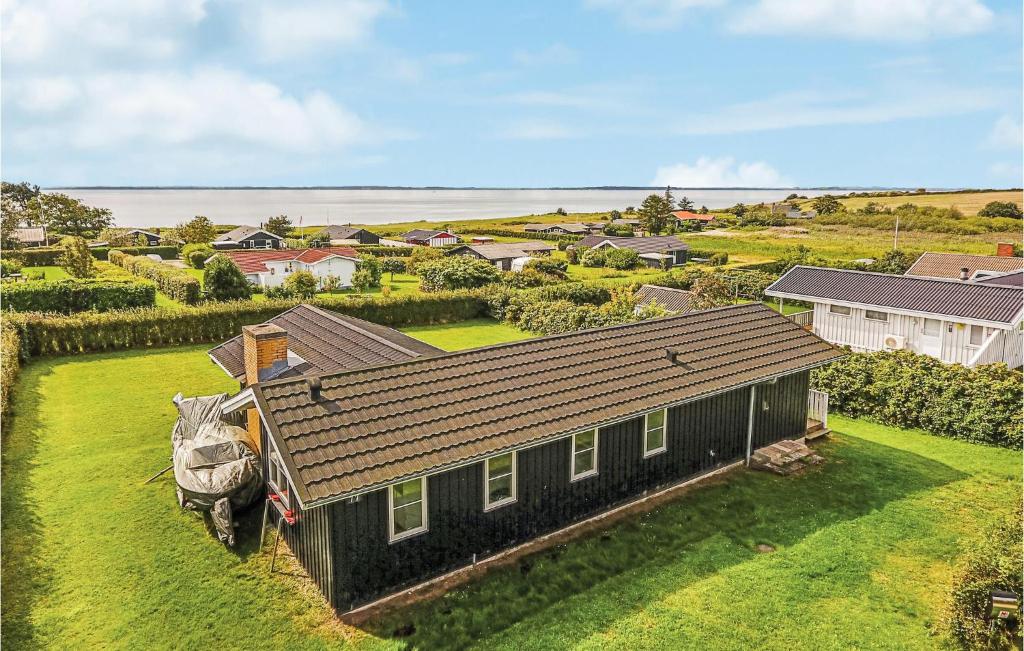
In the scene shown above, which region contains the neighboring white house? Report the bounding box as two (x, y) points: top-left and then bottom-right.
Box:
(765, 266), (1024, 368)
(212, 247), (360, 290)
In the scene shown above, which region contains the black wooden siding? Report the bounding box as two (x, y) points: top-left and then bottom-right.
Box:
(321, 370), (810, 609)
(261, 428), (335, 608)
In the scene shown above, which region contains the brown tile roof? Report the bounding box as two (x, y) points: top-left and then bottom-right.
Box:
(635, 285), (694, 313)
(905, 252), (1024, 279)
(250, 303), (844, 506)
(208, 304), (441, 381)
(765, 266), (1024, 325)
(577, 235), (688, 254)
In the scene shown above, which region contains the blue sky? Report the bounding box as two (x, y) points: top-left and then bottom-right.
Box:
(2, 0), (1021, 187)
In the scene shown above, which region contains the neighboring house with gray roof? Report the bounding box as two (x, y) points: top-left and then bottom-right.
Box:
(213, 226), (285, 249)
(577, 235), (689, 267)
(765, 265), (1024, 367)
(905, 252), (1024, 280)
(318, 225), (380, 245)
(219, 303), (843, 611)
(14, 226), (47, 247)
(447, 241), (555, 270)
(634, 285), (694, 314)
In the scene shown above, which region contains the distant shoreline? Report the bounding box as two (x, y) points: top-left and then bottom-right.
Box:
(47, 185), (926, 191)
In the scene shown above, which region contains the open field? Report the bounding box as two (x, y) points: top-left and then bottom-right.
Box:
(399, 319), (534, 350)
(799, 190), (1022, 216)
(3, 334), (1019, 650)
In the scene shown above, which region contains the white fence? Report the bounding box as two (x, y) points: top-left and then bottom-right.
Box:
(808, 389), (829, 428)
(788, 310), (813, 327)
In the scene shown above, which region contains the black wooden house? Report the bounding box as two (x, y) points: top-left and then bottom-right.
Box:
(220, 303), (843, 612)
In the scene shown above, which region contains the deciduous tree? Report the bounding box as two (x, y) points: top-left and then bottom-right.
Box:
(264, 215), (293, 237)
(37, 193), (112, 237)
(811, 195), (843, 215)
(204, 256), (252, 301)
(978, 201), (1022, 219)
(172, 215), (217, 244)
(689, 274), (732, 310)
(58, 236), (96, 278)
(637, 194), (672, 235)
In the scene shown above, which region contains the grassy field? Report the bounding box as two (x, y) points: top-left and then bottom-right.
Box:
(3, 337), (1019, 650)
(399, 319), (534, 350)
(799, 190), (1022, 216)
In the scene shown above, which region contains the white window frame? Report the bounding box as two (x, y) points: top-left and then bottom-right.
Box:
(968, 324), (987, 347)
(923, 318), (941, 337)
(828, 304), (851, 316)
(864, 309), (888, 322)
(643, 409), (668, 458)
(388, 477), (428, 543)
(483, 452), (517, 511)
(268, 451), (290, 508)
(570, 429), (599, 481)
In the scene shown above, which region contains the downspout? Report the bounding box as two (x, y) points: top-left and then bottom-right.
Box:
(745, 384), (757, 466)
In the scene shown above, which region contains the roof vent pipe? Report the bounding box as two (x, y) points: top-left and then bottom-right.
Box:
(307, 377), (322, 400)
(959, 267), (969, 282)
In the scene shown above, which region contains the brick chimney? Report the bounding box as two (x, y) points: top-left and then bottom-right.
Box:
(996, 242), (1015, 257)
(242, 323), (288, 449)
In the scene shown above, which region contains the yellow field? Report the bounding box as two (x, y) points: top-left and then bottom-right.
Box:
(800, 190), (1022, 216)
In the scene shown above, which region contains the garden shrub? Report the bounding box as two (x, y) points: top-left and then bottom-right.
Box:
(510, 287), (652, 335)
(109, 250), (202, 304)
(502, 268), (560, 289)
(381, 257), (407, 280)
(604, 248), (640, 270)
(7, 292), (488, 357)
(459, 228), (581, 244)
(1, 320), (22, 415)
(943, 506), (1022, 650)
(418, 256), (502, 292)
(203, 256), (252, 302)
(580, 248), (606, 267)
(406, 246), (445, 274)
(352, 245), (413, 257)
(58, 236), (96, 278)
(352, 254), (383, 291)
(1, 258), (22, 277)
(182, 243), (215, 269)
(811, 350), (1022, 448)
(283, 270), (318, 298)
(525, 258), (568, 278)
(0, 279), (156, 313)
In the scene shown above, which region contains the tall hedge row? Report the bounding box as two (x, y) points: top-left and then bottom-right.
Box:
(351, 245), (414, 257)
(811, 350), (1022, 448)
(0, 279), (156, 313)
(12, 245), (180, 266)
(462, 228), (583, 243)
(7, 292), (488, 357)
(1, 320), (21, 415)
(108, 250), (202, 304)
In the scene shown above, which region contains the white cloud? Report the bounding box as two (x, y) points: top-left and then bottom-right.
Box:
(17, 77), (79, 112)
(651, 157), (792, 187)
(585, 0), (725, 29)
(499, 120), (582, 140)
(730, 0), (993, 40)
(985, 116), (1023, 150)
(244, 0), (392, 61)
(673, 87), (999, 135)
(1, 0), (207, 64)
(989, 162), (1023, 182)
(513, 43), (578, 65)
(14, 69), (375, 152)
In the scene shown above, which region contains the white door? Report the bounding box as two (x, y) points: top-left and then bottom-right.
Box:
(919, 318), (942, 357)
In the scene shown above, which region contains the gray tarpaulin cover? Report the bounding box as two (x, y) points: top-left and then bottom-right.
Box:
(171, 392), (262, 546)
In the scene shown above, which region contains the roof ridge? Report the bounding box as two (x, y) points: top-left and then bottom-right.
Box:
(301, 304), (426, 358)
(254, 303), (766, 390)
(786, 265), (1024, 289)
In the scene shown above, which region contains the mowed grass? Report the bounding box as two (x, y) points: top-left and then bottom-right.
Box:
(3, 341), (1019, 650)
(399, 318), (534, 350)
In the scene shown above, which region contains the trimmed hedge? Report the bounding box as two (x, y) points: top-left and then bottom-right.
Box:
(351, 245), (414, 257)
(0, 279), (156, 313)
(811, 350), (1022, 448)
(109, 250), (202, 304)
(462, 228), (583, 243)
(12, 245), (179, 266)
(8, 292), (488, 357)
(1, 320), (21, 415)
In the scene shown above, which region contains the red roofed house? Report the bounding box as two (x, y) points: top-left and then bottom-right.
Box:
(211, 247), (361, 290)
(671, 211), (715, 225)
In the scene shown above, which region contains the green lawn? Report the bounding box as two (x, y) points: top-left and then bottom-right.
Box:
(399, 319), (534, 350)
(3, 342), (1019, 650)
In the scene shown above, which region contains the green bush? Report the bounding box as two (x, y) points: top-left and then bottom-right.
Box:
(182, 243), (214, 269)
(580, 248), (606, 267)
(604, 248), (640, 270)
(460, 228), (581, 244)
(108, 250), (202, 304)
(1, 258), (22, 277)
(943, 506), (1022, 649)
(204, 256), (252, 302)
(418, 256), (502, 292)
(283, 270), (318, 298)
(524, 258), (568, 278)
(0, 279), (156, 313)
(811, 351), (1022, 448)
(7, 292), (488, 357)
(351, 245), (413, 257)
(58, 236), (96, 278)
(502, 268), (560, 289)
